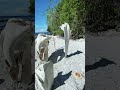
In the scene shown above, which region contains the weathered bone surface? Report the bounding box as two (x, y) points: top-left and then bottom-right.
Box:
(0, 18), (33, 89)
(0, 18), (33, 66)
(35, 60), (53, 90)
(60, 23), (70, 57)
(35, 34), (51, 62)
(35, 34), (54, 90)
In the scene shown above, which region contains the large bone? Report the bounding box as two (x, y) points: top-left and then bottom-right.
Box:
(35, 34), (54, 90)
(35, 61), (53, 90)
(35, 34), (51, 62)
(0, 18), (33, 87)
(60, 23), (70, 57)
(1, 18), (33, 66)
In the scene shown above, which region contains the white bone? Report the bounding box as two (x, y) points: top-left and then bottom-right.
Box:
(0, 18), (33, 88)
(35, 34), (51, 61)
(60, 22), (70, 57)
(35, 61), (53, 90)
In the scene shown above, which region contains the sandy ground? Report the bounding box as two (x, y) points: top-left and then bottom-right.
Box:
(47, 36), (85, 90)
(85, 30), (120, 90)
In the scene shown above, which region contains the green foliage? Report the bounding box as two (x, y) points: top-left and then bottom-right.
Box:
(47, 0), (85, 39)
(29, 0), (35, 14)
(47, 0), (120, 34)
(86, 0), (120, 32)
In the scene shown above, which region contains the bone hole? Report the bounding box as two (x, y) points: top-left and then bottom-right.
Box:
(5, 60), (10, 67)
(37, 51), (39, 54)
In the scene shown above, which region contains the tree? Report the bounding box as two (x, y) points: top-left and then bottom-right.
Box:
(86, 0), (120, 32)
(47, 0), (85, 39)
(29, 0), (35, 14)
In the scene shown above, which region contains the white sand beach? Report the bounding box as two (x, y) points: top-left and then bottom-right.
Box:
(47, 36), (85, 90)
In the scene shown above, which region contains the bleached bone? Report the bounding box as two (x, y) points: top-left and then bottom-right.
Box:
(60, 22), (70, 57)
(35, 61), (53, 90)
(0, 18), (33, 66)
(35, 34), (51, 62)
(0, 18), (33, 88)
(35, 34), (54, 90)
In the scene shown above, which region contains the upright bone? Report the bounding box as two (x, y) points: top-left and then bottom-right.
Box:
(35, 34), (53, 90)
(60, 23), (70, 57)
(35, 34), (51, 62)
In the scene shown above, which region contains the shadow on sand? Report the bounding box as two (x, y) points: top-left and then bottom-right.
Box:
(48, 49), (82, 64)
(67, 50), (82, 58)
(51, 71), (72, 90)
(0, 79), (5, 84)
(86, 57), (116, 72)
(48, 49), (65, 64)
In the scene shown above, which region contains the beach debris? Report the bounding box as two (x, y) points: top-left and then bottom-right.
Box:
(0, 18), (33, 89)
(72, 72), (84, 79)
(60, 22), (70, 57)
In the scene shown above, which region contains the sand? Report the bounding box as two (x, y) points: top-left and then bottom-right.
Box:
(47, 36), (85, 90)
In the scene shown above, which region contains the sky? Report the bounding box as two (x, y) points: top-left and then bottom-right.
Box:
(0, 0), (59, 33)
(0, 0), (30, 16)
(35, 0), (59, 33)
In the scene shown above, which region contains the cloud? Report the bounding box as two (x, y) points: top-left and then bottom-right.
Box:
(35, 28), (47, 32)
(40, 29), (47, 31)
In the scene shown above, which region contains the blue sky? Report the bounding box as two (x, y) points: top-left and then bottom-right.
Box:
(0, 0), (59, 32)
(35, 0), (59, 33)
(0, 0), (30, 16)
